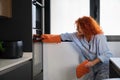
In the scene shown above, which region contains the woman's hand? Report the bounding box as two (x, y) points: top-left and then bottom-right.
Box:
(41, 34), (50, 39)
(85, 58), (101, 68)
(76, 60), (90, 78)
(41, 34), (61, 43)
(85, 61), (95, 68)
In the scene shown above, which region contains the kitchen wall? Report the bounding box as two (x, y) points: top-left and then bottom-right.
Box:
(108, 42), (120, 57)
(0, 0), (32, 52)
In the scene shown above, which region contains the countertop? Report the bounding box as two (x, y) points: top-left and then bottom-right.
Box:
(110, 58), (120, 70)
(0, 52), (32, 72)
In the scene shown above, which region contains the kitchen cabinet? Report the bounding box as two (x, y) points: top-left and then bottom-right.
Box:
(0, 0), (12, 18)
(0, 53), (32, 80)
(43, 42), (80, 80)
(0, 0), (32, 52)
(110, 58), (120, 78)
(0, 61), (32, 80)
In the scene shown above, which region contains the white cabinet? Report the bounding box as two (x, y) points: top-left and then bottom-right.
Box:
(0, 0), (12, 17)
(43, 42), (80, 80)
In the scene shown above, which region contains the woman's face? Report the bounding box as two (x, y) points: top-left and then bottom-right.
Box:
(76, 25), (84, 35)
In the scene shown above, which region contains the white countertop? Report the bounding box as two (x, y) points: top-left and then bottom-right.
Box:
(0, 52), (32, 72)
(110, 58), (120, 70)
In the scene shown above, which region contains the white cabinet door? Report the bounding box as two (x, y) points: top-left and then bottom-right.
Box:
(43, 42), (80, 80)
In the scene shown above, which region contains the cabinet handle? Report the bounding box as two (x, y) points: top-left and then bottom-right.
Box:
(32, 0), (44, 8)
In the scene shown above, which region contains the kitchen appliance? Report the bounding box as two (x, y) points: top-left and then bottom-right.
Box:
(32, 0), (50, 79)
(0, 40), (23, 59)
(32, 0), (44, 79)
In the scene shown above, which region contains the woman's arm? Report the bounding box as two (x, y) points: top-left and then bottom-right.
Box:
(96, 34), (113, 63)
(85, 58), (101, 68)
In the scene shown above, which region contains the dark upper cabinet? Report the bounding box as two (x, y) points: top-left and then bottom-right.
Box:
(0, 0), (32, 52)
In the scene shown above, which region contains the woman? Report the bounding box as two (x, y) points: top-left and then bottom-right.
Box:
(41, 16), (113, 80)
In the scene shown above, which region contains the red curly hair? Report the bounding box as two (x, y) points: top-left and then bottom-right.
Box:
(75, 16), (103, 40)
